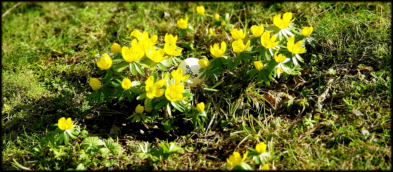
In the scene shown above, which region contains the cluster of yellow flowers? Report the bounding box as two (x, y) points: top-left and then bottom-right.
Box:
(227, 142), (270, 170)
(194, 10), (314, 79)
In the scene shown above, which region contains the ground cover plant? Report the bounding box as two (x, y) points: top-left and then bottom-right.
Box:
(2, 2), (391, 170)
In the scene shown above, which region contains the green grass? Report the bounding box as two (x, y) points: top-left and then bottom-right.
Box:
(2, 1), (391, 170)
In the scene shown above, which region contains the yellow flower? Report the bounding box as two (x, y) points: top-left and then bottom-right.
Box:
(261, 31), (279, 49)
(210, 41), (226, 58)
(165, 84), (185, 102)
(302, 26), (313, 37)
(276, 67), (283, 78)
(130, 30), (142, 40)
(221, 21), (226, 26)
(255, 142), (267, 153)
(197, 6), (205, 15)
(197, 102), (205, 112)
(209, 28), (214, 36)
(145, 76), (165, 99)
(165, 33), (178, 45)
(214, 13), (220, 20)
(135, 104), (144, 114)
(150, 35), (158, 45)
(274, 48), (286, 63)
(231, 29), (246, 40)
(171, 68), (190, 85)
(122, 78), (132, 90)
(122, 46), (144, 62)
(146, 46), (168, 63)
(273, 12), (295, 29)
(232, 39), (250, 54)
(227, 151), (248, 167)
(89, 78), (101, 91)
(254, 61), (263, 71)
(111, 43), (121, 54)
(97, 53), (112, 70)
(198, 58), (209, 68)
(145, 107), (152, 113)
(250, 25), (264, 37)
(58, 117), (73, 130)
(177, 15), (188, 30)
(287, 36), (305, 54)
(260, 164), (269, 170)
(164, 42), (182, 56)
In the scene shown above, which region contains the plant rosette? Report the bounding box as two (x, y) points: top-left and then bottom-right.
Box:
(52, 117), (80, 145)
(247, 142), (272, 165)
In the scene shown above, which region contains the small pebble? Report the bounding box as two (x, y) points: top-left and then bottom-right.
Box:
(140, 129), (145, 135)
(352, 109), (363, 116)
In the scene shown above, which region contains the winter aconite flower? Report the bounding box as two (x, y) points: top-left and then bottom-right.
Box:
(197, 102), (205, 112)
(231, 29), (246, 40)
(58, 117), (73, 130)
(287, 36), (305, 54)
(146, 46), (168, 63)
(250, 25), (264, 37)
(171, 68), (190, 85)
(274, 49), (287, 63)
(227, 151), (248, 167)
(276, 67), (283, 78)
(260, 164), (269, 170)
(97, 53), (112, 70)
(197, 6), (205, 15)
(165, 33), (178, 45)
(177, 15), (188, 30)
(273, 12), (295, 29)
(198, 58), (209, 68)
(209, 28), (214, 36)
(122, 46), (144, 62)
(165, 84), (185, 102)
(255, 142), (267, 153)
(210, 41), (226, 58)
(122, 78), (132, 90)
(214, 13), (220, 21)
(130, 30), (142, 40)
(254, 61), (264, 71)
(261, 31), (279, 49)
(89, 78), (101, 91)
(135, 104), (144, 114)
(232, 39), (250, 54)
(111, 43), (121, 54)
(145, 76), (165, 99)
(302, 26), (313, 37)
(221, 21), (226, 26)
(164, 43), (182, 56)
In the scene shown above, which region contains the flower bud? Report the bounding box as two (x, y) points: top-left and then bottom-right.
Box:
(254, 61), (264, 71)
(89, 78), (101, 91)
(198, 58), (209, 68)
(135, 104), (144, 114)
(197, 102), (205, 112)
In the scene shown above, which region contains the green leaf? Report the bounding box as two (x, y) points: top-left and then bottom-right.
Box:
(130, 63), (136, 75)
(232, 54), (242, 69)
(81, 137), (104, 149)
(171, 101), (185, 112)
(137, 93), (146, 100)
(155, 99), (169, 110)
(125, 91), (133, 102)
(247, 69), (258, 80)
(145, 98), (153, 109)
(157, 63), (167, 71)
(134, 63), (144, 74)
(261, 71), (270, 86)
(232, 162), (253, 170)
(76, 163), (85, 170)
(257, 70), (263, 82)
(104, 138), (121, 155)
(63, 131), (69, 145)
(114, 62), (129, 72)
